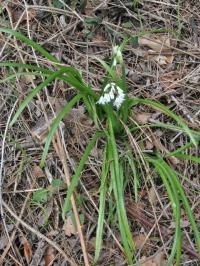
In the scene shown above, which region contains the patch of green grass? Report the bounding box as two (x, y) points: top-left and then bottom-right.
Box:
(1, 27), (200, 265)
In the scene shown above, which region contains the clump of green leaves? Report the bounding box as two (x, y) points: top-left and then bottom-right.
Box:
(1, 28), (200, 265)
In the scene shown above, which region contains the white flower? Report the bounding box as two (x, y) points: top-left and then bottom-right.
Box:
(113, 87), (125, 109)
(97, 82), (125, 109)
(97, 93), (110, 105)
(112, 45), (123, 65)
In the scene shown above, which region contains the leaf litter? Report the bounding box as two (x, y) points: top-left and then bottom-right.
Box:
(1, 1), (200, 265)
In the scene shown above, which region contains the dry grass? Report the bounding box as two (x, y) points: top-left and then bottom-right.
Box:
(0, 1), (200, 265)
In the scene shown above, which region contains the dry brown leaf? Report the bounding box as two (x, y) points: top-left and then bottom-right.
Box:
(134, 234), (147, 250)
(167, 156), (180, 166)
(48, 96), (92, 125)
(140, 251), (165, 266)
(153, 55), (174, 65)
(59, 15), (67, 27)
(20, 74), (36, 84)
(139, 36), (171, 52)
(48, 96), (66, 114)
(63, 215), (77, 237)
(22, 237), (32, 263)
(170, 220), (190, 229)
(159, 71), (181, 89)
(145, 140), (154, 150)
(92, 34), (107, 43)
(139, 35), (175, 66)
(148, 186), (158, 205)
(44, 246), (56, 266)
(32, 164), (45, 179)
(31, 114), (65, 143)
(10, 7), (37, 24)
(135, 113), (152, 124)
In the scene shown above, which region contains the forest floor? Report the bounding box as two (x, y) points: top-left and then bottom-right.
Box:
(0, 1), (200, 265)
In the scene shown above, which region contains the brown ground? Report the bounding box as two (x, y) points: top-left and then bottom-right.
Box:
(0, 1), (200, 265)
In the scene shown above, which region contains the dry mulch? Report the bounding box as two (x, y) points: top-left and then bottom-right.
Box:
(0, 1), (200, 265)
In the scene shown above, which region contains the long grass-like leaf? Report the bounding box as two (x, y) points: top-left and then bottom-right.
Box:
(108, 150), (133, 264)
(0, 61), (96, 98)
(148, 156), (200, 256)
(108, 119), (135, 264)
(0, 28), (59, 63)
(130, 98), (197, 146)
(130, 122), (200, 139)
(172, 153), (200, 164)
(40, 94), (82, 167)
(94, 145), (108, 263)
(62, 131), (104, 220)
(0, 62), (53, 74)
(96, 58), (121, 86)
(9, 69), (66, 126)
(0, 72), (49, 84)
(150, 157), (181, 265)
(126, 152), (139, 202)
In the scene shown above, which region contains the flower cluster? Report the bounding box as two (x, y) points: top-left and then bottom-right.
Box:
(97, 82), (125, 109)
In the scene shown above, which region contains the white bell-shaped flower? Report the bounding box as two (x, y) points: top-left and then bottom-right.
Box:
(97, 82), (125, 109)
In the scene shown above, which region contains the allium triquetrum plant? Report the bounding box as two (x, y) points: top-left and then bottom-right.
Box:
(0, 28), (200, 265)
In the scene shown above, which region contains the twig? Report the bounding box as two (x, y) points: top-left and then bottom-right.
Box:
(0, 191), (31, 264)
(53, 130), (90, 266)
(0, 99), (18, 260)
(126, 201), (200, 258)
(2, 200), (77, 265)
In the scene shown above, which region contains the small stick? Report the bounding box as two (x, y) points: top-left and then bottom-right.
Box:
(126, 202), (200, 258)
(53, 130), (90, 266)
(2, 200), (77, 265)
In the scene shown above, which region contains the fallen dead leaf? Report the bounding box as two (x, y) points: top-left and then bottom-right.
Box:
(21, 237), (32, 263)
(38, 200), (53, 226)
(170, 219), (190, 229)
(159, 71), (183, 89)
(32, 164), (45, 179)
(20, 74), (36, 85)
(63, 214), (77, 237)
(59, 15), (67, 27)
(134, 234), (148, 250)
(135, 113), (152, 124)
(139, 35), (171, 52)
(139, 35), (175, 66)
(153, 55), (174, 65)
(29, 240), (45, 266)
(145, 140), (154, 150)
(31, 114), (64, 143)
(9, 6), (37, 24)
(148, 186), (158, 205)
(140, 251), (165, 266)
(44, 246), (56, 266)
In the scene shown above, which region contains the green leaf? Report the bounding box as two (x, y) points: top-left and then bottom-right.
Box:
(9, 68), (67, 127)
(94, 144), (108, 263)
(0, 28), (58, 63)
(0, 71), (49, 84)
(84, 17), (102, 26)
(40, 94), (82, 167)
(130, 98), (197, 146)
(53, 0), (65, 9)
(32, 189), (49, 203)
(62, 131), (104, 220)
(122, 21), (133, 28)
(96, 58), (120, 84)
(0, 62), (53, 74)
(51, 179), (65, 188)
